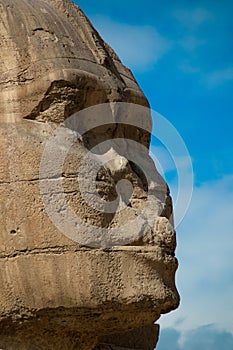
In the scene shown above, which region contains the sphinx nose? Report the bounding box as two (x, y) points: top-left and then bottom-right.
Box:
(104, 148), (131, 179)
(96, 147), (134, 207)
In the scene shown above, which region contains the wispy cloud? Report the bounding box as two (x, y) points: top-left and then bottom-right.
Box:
(91, 15), (172, 71)
(173, 8), (213, 30)
(179, 35), (205, 51)
(157, 325), (233, 350)
(178, 60), (201, 74)
(172, 7), (215, 80)
(173, 7), (233, 91)
(204, 67), (233, 87)
(179, 62), (233, 89)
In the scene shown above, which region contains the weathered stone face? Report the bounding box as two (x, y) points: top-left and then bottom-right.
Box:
(0, 0), (179, 349)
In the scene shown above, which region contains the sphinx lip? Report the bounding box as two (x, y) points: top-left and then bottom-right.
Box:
(110, 245), (176, 258)
(110, 246), (165, 251)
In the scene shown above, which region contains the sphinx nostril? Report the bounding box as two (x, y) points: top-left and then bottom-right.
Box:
(129, 161), (148, 192)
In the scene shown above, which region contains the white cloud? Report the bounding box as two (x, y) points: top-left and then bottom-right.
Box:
(204, 67), (233, 87)
(159, 175), (233, 333)
(179, 64), (233, 89)
(90, 15), (172, 71)
(173, 8), (213, 30)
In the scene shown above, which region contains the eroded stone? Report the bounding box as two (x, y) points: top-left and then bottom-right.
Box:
(0, 0), (179, 348)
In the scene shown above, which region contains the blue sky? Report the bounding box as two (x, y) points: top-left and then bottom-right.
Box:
(75, 1), (233, 348)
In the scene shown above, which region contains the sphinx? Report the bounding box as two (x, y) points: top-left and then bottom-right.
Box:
(0, 0), (179, 349)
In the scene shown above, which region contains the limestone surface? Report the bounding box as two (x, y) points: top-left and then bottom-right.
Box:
(0, 0), (179, 349)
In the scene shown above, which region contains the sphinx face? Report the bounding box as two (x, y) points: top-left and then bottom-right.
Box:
(0, 0), (179, 348)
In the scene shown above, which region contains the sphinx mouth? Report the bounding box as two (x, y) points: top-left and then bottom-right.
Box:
(110, 245), (177, 260)
(0, 243), (177, 260)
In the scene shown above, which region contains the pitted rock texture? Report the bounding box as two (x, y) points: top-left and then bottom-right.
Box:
(0, 0), (179, 349)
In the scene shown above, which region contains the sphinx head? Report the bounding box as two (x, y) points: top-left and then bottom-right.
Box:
(0, 0), (179, 348)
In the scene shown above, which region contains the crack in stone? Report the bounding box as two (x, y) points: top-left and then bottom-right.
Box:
(0, 246), (164, 260)
(0, 175), (80, 185)
(0, 246), (91, 260)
